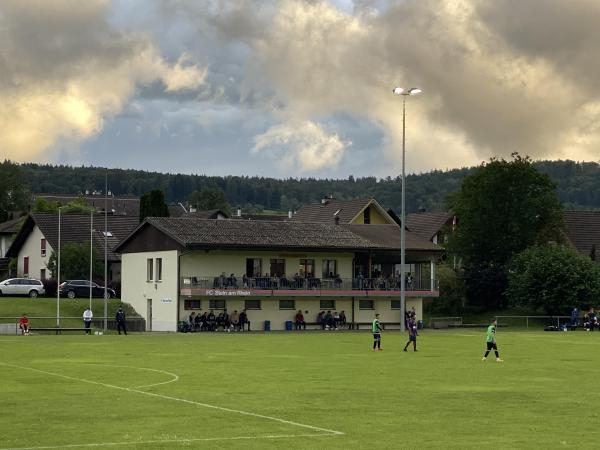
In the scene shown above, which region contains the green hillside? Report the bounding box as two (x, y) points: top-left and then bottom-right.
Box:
(6, 159), (600, 215)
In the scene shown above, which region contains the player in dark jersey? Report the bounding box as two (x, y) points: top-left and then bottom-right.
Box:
(403, 317), (418, 352)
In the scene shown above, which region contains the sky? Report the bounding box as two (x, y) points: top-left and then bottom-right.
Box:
(1, 0), (599, 178)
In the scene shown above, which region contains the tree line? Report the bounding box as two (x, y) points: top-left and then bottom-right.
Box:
(2, 160), (598, 219)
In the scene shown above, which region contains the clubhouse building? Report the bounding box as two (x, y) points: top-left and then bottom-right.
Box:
(115, 199), (444, 331)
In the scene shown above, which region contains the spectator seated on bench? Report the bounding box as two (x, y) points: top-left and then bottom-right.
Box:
(294, 310), (306, 330)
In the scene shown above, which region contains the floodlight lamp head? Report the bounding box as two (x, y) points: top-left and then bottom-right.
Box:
(407, 88), (422, 95)
(392, 87), (404, 95)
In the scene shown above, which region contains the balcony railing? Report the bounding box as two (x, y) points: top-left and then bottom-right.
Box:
(181, 276), (439, 297)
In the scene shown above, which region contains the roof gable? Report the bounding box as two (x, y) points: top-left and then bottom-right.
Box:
(406, 212), (453, 241)
(291, 198), (395, 225)
(564, 210), (600, 261)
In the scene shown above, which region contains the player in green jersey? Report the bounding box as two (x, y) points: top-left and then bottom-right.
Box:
(482, 319), (503, 362)
(372, 313), (383, 351)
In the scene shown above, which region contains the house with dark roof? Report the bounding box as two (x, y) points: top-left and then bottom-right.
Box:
(6, 213), (139, 282)
(405, 211), (454, 244)
(32, 193), (140, 216)
(564, 210), (600, 262)
(0, 217), (23, 278)
(290, 198), (396, 225)
(115, 216), (443, 332)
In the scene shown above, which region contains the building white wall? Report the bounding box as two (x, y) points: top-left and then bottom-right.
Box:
(1, 234), (14, 258)
(16, 225), (52, 279)
(121, 250), (179, 332)
(180, 297), (423, 331)
(180, 250), (354, 278)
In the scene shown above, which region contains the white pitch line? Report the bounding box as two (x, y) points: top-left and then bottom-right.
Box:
(0, 433), (335, 450)
(0, 363), (344, 437)
(77, 363), (180, 389)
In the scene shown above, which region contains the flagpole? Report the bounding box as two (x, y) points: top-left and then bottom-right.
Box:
(89, 210), (93, 311)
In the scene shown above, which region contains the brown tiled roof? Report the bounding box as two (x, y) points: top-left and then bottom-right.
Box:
(116, 217), (443, 253)
(290, 199), (375, 224)
(564, 210), (600, 261)
(406, 212), (452, 241)
(345, 224), (444, 252)
(231, 214), (288, 221)
(186, 209), (228, 219)
(7, 213), (139, 261)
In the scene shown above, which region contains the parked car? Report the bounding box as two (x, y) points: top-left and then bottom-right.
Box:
(0, 278), (46, 298)
(59, 280), (116, 299)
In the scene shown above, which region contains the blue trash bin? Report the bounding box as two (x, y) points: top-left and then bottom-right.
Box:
(264, 320), (271, 331)
(285, 320), (293, 331)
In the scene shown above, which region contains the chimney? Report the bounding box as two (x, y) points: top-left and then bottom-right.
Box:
(334, 216), (340, 225)
(237, 208), (242, 217)
(85, 190), (89, 195)
(288, 210), (293, 219)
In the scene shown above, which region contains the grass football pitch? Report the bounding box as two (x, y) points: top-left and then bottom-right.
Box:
(1, 330), (599, 449)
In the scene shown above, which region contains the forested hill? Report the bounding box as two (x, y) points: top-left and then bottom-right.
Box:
(19, 160), (600, 213)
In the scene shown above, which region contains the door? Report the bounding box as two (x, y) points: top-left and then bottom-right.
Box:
(146, 299), (152, 331)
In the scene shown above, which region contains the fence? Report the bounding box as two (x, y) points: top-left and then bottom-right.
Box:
(494, 315), (571, 330)
(0, 316), (146, 335)
(429, 316), (463, 329)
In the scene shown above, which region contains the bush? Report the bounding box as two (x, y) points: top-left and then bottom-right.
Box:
(508, 244), (600, 315)
(42, 278), (57, 297)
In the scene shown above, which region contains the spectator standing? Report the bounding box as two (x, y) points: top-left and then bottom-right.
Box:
(339, 311), (347, 329)
(83, 308), (93, 335)
(588, 308), (597, 331)
(19, 314), (30, 335)
(239, 310), (249, 331)
(333, 311), (340, 329)
(199, 312), (208, 331)
(324, 311), (333, 330)
(188, 312), (196, 332)
(207, 310), (216, 331)
(294, 310), (306, 330)
(372, 313), (383, 351)
(115, 307), (127, 335)
(571, 307), (579, 327)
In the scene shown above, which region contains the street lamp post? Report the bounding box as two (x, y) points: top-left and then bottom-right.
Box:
(392, 86), (422, 333)
(56, 207), (63, 328)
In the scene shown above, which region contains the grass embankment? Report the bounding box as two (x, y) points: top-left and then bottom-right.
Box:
(0, 297), (137, 330)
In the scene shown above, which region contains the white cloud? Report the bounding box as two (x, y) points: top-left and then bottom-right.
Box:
(0, 0), (206, 162)
(253, 120), (348, 172)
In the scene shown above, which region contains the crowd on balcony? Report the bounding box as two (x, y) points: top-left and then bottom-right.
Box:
(191, 271), (420, 291)
(184, 309), (251, 332)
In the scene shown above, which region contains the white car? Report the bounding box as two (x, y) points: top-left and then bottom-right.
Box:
(0, 278), (46, 298)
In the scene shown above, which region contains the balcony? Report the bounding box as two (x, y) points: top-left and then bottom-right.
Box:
(180, 276), (439, 298)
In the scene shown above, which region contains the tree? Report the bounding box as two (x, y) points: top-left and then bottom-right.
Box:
(139, 189), (169, 221)
(188, 187), (231, 215)
(0, 160), (28, 222)
(33, 196), (93, 214)
(447, 154), (565, 310)
(427, 264), (466, 315)
(47, 242), (104, 280)
(508, 245), (600, 315)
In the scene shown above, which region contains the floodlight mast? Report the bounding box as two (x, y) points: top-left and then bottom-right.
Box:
(392, 86), (422, 332)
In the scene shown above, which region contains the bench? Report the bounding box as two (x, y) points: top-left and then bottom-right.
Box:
(29, 328), (95, 335)
(354, 322), (403, 330)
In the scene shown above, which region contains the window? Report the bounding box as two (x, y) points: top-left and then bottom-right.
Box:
(40, 238), (46, 257)
(270, 258), (285, 277)
(209, 299), (226, 309)
(359, 300), (374, 310)
(40, 269), (46, 280)
(184, 300), (202, 310)
(363, 206), (371, 224)
(320, 300), (335, 309)
(246, 258), (262, 277)
(279, 300), (295, 310)
(391, 300), (401, 310)
(245, 299), (261, 310)
(322, 260), (337, 278)
(146, 258), (153, 281)
(23, 257), (29, 277)
(102, 231), (113, 237)
(299, 259), (314, 278)
(155, 258), (162, 281)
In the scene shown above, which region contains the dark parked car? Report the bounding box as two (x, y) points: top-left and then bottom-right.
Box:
(59, 280), (116, 299)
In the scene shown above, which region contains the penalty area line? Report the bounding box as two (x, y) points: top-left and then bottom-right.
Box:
(0, 362), (344, 438)
(0, 433), (336, 450)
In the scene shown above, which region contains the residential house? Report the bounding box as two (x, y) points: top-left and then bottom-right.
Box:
(290, 198), (395, 225)
(563, 210), (600, 262)
(405, 211), (454, 244)
(0, 217), (23, 278)
(6, 213), (139, 282)
(115, 217), (443, 332)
